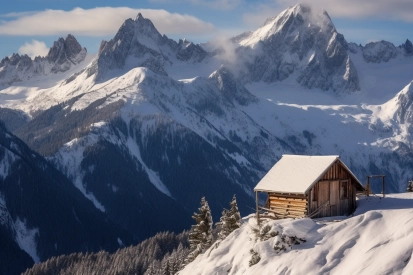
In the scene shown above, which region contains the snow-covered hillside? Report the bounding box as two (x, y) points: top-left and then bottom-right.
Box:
(0, 121), (133, 273)
(0, 4), (413, 270)
(180, 193), (413, 275)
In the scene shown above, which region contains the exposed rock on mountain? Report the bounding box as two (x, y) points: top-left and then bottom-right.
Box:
(401, 39), (413, 56)
(209, 66), (257, 106)
(12, 67), (263, 241)
(0, 35), (86, 86)
(0, 121), (132, 271)
(47, 34), (86, 72)
(393, 81), (413, 125)
(176, 39), (208, 62)
(233, 4), (360, 93)
(1, 5), (413, 273)
(362, 40), (399, 63)
(87, 13), (207, 81)
(347, 42), (359, 54)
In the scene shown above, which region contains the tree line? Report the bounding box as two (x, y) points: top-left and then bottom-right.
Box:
(22, 195), (242, 275)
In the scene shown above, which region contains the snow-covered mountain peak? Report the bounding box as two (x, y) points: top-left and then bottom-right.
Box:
(370, 81), (413, 130)
(393, 81), (413, 124)
(0, 35), (87, 86)
(234, 4), (358, 93)
(362, 40), (399, 63)
(239, 4), (335, 48)
(46, 34), (87, 72)
(87, 13), (208, 81)
(403, 39), (413, 55)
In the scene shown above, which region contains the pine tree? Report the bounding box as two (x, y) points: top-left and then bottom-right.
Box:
(185, 197), (213, 264)
(217, 194), (241, 240)
(145, 262), (157, 275)
(161, 258), (171, 275)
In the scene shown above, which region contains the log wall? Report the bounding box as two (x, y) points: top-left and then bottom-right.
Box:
(267, 193), (307, 219)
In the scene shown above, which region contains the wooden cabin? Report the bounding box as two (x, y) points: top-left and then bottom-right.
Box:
(254, 155), (365, 220)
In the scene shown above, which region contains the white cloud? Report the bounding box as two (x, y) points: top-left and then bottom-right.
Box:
(18, 40), (49, 58)
(300, 0), (413, 22)
(243, 0), (413, 27)
(0, 7), (215, 36)
(149, 0), (242, 10)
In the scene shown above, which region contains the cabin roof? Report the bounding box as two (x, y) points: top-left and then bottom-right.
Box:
(254, 155), (364, 194)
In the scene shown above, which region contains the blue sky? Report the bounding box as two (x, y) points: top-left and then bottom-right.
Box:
(1, 0), (412, 58)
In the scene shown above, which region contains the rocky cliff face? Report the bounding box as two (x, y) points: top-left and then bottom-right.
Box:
(362, 40), (399, 63)
(394, 81), (413, 125)
(1, 6), (413, 272)
(401, 39), (413, 56)
(0, 34), (86, 86)
(233, 4), (360, 93)
(47, 34), (86, 72)
(87, 13), (207, 81)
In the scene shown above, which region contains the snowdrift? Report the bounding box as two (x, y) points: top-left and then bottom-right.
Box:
(180, 193), (413, 275)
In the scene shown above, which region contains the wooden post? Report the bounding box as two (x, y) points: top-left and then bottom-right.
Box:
(382, 175), (385, 198)
(366, 176), (370, 197)
(256, 191), (260, 226)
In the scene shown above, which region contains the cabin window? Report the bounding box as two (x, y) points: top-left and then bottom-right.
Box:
(313, 184), (318, 201)
(340, 181), (348, 199)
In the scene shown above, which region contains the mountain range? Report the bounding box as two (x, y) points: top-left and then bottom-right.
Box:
(0, 3), (412, 273)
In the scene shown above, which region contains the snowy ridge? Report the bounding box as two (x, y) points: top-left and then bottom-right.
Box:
(126, 137), (172, 197)
(51, 134), (106, 212)
(14, 217), (40, 263)
(86, 13), (208, 81)
(0, 34), (87, 87)
(232, 3), (360, 93)
(180, 193), (413, 275)
(0, 144), (19, 180)
(0, 5), (413, 263)
(239, 4), (332, 48)
(362, 40), (400, 63)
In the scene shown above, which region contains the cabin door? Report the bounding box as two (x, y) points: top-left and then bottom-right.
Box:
(339, 180), (349, 215)
(330, 180), (340, 216)
(318, 181), (330, 217)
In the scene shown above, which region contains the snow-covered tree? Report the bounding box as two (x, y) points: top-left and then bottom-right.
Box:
(185, 197), (213, 263)
(217, 194), (241, 240)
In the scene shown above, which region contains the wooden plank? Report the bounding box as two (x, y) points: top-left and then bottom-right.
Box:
(268, 193), (306, 199)
(330, 205), (338, 216)
(269, 197), (308, 202)
(340, 199), (348, 215)
(310, 188), (317, 213)
(269, 207), (307, 213)
(319, 181), (330, 217)
(270, 207), (307, 214)
(256, 191), (259, 226)
(269, 200), (308, 206)
(269, 202), (307, 209)
(330, 181), (339, 206)
(269, 204), (307, 211)
(268, 196), (306, 201)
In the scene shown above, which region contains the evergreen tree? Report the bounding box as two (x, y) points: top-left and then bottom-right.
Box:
(161, 258), (171, 275)
(217, 194), (241, 240)
(185, 197), (213, 263)
(145, 262), (157, 275)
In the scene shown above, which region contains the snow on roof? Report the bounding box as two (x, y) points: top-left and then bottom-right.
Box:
(254, 155), (361, 194)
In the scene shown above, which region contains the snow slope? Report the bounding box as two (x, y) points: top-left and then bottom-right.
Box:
(0, 5), (412, 263)
(180, 193), (413, 275)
